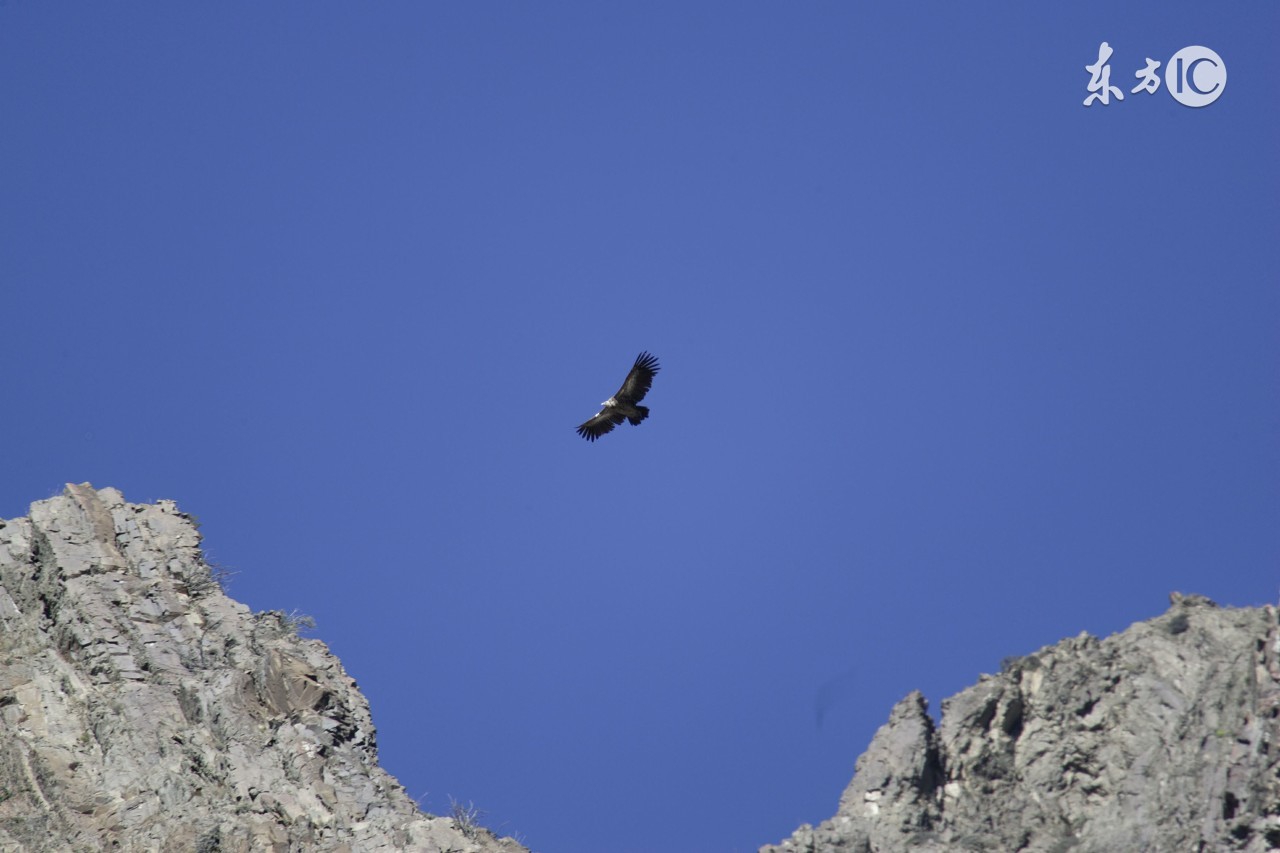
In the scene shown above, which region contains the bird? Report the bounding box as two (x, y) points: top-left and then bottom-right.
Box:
(576, 352), (660, 442)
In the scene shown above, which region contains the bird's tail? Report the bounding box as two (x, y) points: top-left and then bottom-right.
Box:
(627, 406), (649, 426)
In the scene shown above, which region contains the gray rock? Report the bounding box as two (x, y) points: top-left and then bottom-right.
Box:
(0, 483), (527, 853)
(762, 593), (1280, 853)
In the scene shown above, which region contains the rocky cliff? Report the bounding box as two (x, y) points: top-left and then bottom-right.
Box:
(7, 485), (1277, 853)
(762, 594), (1280, 853)
(0, 484), (526, 853)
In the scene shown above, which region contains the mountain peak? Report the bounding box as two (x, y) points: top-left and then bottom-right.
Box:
(0, 483), (526, 853)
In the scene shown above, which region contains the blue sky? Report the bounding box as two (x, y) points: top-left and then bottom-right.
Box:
(2, 4), (1277, 852)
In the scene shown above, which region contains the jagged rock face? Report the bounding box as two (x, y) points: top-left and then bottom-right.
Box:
(0, 484), (526, 853)
(763, 594), (1280, 853)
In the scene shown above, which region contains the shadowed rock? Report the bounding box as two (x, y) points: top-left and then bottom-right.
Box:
(762, 593), (1280, 853)
(0, 484), (526, 853)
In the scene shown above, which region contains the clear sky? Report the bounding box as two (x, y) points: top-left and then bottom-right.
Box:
(2, 4), (1277, 852)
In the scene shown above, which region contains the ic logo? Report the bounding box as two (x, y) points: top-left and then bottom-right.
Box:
(1165, 46), (1227, 108)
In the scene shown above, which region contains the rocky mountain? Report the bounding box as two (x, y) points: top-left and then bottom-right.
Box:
(761, 594), (1280, 852)
(0, 484), (527, 853)
(6, 483), (1276, 853)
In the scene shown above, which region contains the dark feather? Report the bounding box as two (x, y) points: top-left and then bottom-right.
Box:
(576, 409), (626, 442)
(616, 351), (660, 403)
(576, 351), (661, 442)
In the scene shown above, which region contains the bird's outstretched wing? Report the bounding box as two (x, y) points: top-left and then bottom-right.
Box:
(576, 409), (626, 442)
(616, 351), (660, 403)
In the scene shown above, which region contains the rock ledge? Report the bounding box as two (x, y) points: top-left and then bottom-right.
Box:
(0, 483), (526, 853)
(763, 593), (1280, 853)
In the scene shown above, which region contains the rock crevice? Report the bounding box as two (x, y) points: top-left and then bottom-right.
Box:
(764, 593), (1280, 853)
(0, 484), (525, 853)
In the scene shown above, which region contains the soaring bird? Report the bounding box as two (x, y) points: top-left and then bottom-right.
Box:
(576, 352), (660, 442)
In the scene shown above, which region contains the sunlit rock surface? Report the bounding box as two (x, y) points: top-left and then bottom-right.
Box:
(762, 594), (1280, 853)
(0, 483), (525, 853)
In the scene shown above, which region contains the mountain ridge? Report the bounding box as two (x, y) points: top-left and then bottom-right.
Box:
(761, 592), (1280, 852)
(3, 484), (1276, 852)
(0, 483), (526, 853)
